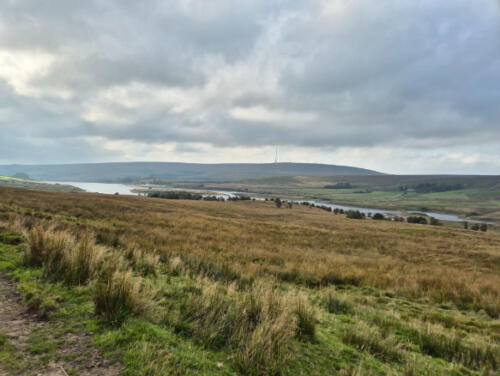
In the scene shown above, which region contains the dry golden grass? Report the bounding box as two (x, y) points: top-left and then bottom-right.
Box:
(94, 269), (146, 326)
(22, 224), (106, 285)
(0, 186), (499, 317)
(181, 279), (302, 375)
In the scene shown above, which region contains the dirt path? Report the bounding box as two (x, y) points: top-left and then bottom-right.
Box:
(0, 276), (121, 376)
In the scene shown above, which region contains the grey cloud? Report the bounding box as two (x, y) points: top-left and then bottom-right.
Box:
(0, 0), (499, 171)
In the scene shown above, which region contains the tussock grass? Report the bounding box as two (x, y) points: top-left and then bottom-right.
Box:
(181, 280), (305, 375)
(342, 322), (402, 363)
(94, 270), (146, 326)
(46, 232), (106, 285)
(364, 309), (500, 370)
(11, 220), (146, 326)
(128, 248), (160, 277)
(323, 289), (354, 315)
(23, 225), (71, 268)
(411, 323), (499, 370)
(294, 296), (317, 338)
(23, 225), (105, 285)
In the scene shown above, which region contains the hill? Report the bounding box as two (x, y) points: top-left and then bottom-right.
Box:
(0, 162), (381, 182)
(0, 187), (498, 375)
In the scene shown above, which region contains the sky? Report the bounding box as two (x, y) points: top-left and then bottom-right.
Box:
(0, 0), (499, 174)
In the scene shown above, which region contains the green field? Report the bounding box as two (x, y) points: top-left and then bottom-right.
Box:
(186, 175), (500, 222)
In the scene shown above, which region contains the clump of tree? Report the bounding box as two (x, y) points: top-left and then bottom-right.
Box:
(148, 191), (251, 201)
(372, 213), (385, 220)
(333, 208), (345, 215)
(203, 196), (224, 201)
(317, 205), (332, 213)
(228, 195), (251, 201)
(148, 191), (203, 200)
(346, 210), (365, 219)
(399, 183), (464, 194)
(272, 198), (294, 209)
(407, 216), (428, 224)
(324, 182), (354, 189)
(274, 198), (282, 208)
(470, 223), (488, 232)
(429, 217), (442, 226)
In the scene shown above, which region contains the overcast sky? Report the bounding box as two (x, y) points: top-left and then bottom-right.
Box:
(0, 0), (499, 174)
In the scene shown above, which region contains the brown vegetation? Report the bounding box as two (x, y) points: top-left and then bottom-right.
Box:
(0, 187), (498, 317)
(0, 186), (499, 374)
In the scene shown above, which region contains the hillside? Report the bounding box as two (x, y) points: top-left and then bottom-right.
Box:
(0, 186), (498, 375)
(0, 176), (83, 193)
(0, 162), (381, 182)
(194, 175), (500, 222)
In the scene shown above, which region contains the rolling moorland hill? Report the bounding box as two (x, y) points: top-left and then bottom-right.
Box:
(0, 162), (381, 182)
(0, 186), (498, 375)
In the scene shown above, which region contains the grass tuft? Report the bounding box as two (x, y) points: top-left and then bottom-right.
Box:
(94, 270), (146, 326)
(323, 290), (354, 315)
(293, 296), (317, 338)
(182, 281), (298, 375)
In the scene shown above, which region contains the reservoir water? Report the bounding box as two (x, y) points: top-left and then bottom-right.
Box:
(47, 181), (494, 225)
(46, 181), (138, 195)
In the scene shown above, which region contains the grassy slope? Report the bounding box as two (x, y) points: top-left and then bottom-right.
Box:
(0, 236), (232, 376)
(0, 186), (498, 375)
(0, 176), (83, 193)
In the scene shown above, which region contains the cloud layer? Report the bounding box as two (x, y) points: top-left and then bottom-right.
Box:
(0, 0), (499, 173)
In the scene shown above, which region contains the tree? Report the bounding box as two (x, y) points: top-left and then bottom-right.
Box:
(407, 216), (428, 224)
(480, 223), (488, 232)
(346, 210), (364, 219)
(463, 221), (468, 229)
(275, 198), (282, 208)
(372, 213), (385, 220)
(429, 217), (441, 226)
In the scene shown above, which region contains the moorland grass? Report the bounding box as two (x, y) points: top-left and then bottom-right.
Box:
(0, 186), (499, 375)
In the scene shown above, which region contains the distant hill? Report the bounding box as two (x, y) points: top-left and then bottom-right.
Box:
(0, 162), (382, 182)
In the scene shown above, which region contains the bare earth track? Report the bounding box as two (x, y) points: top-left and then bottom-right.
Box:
(0, 276), (120, 376)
